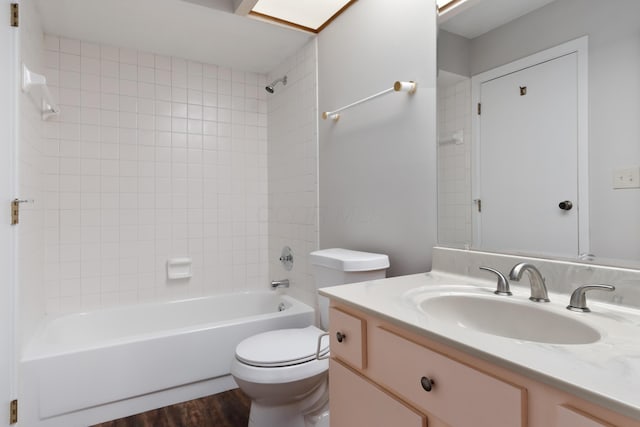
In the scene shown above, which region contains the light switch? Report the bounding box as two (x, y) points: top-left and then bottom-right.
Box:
(613, 166), (640, 189)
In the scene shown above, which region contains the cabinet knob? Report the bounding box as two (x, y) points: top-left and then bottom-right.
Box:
(336, 331), (346, 343)
(420, 376), (435, 392)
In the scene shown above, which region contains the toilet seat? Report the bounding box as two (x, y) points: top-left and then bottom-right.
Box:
(235, 326), (329, 368)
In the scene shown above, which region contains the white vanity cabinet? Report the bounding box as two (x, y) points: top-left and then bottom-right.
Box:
(328, 303), (639, 427)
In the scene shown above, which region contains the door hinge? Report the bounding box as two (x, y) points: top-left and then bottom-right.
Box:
(474, 199), (482, 212)
(11, 199), (33, 225)
(477, 103), (481, 115)
(10, 3), (18, 27)
(11, 199), (19, 225)
(9, 399), (17, 424)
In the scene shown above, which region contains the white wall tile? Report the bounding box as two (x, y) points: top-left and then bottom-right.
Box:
(437, 76), (472, 245)
(138, 52), (155, 68)
(60, 53), (81, 72)
(119, 48), (138, 65)
(44, 34), (59, 51)
(81, 91), (101, 108)
(101, 60), (119, 78)
(81, 41), (100, 58)
(119, 80), (137, 96)
(60, 38), (81, 54)
(267, 40), (318, 309)
(43, 34), (270, 313)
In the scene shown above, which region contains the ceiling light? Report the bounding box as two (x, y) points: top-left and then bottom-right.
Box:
(250, 0), (356, 33)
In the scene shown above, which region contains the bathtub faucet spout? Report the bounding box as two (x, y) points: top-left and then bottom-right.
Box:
(271, 279), (290, 290)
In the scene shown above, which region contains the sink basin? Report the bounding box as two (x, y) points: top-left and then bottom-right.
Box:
(420, 294), (601, 345)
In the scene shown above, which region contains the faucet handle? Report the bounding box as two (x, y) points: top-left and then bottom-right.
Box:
(567, 284), (615, 312)
(479, 266), (512, 296)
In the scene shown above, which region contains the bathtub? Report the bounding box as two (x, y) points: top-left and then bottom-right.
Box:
(21, 291), (315, 427)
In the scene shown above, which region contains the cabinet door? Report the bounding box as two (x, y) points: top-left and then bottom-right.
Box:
(556, 405), (616, 427)
(330, 359), (426, 427)
(368, 326), (526, 427)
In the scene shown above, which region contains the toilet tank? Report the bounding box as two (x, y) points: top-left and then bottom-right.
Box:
(310, 248), (389, 329)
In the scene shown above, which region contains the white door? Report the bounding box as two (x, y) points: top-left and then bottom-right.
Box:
(478, 52), (579, 257)
(0, 0), (17, 425)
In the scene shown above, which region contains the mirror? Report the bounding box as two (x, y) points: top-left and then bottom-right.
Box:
(437, 0), (640, 267)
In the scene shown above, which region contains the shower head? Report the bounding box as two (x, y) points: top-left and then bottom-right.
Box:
(265, 75), (287, 94)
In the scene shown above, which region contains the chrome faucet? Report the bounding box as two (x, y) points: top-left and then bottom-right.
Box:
(508, 263), (550, 302)
(271, 279), (290, 289)
(567, 284), (615, 312)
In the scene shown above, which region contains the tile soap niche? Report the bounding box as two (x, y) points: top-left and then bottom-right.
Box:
(167, 258), (193, 280)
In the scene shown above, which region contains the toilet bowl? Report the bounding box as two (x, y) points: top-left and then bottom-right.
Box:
(231, 248), (390, 427)
(231, 326), (330, 427)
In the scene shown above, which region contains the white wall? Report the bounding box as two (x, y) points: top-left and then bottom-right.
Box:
(468, 0), (640, 261)
(317, 0), (438, 276)
(267, 40), (319, 308)
(41, 35), (270, 314)
(438, 30), (471, 77)
(18, 0), (46, 348)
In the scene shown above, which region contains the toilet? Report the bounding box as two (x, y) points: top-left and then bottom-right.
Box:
(230, 248), (390, 427)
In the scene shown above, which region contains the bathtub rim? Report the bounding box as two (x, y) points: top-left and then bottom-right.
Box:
(22, 291), (316, 361)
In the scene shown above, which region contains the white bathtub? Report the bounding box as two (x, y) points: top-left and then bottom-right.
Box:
(21, 291), (315, 427)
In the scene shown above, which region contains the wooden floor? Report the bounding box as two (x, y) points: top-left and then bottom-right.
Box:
(92, 389), (251, 427)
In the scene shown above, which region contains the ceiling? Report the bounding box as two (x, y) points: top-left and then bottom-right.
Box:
(439, 0), (557, 39)
(34, 0), (312, 74)
(35, 0), (559, 73)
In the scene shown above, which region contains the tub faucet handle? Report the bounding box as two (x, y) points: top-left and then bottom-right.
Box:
(479, 266), (512, 296)
(271, 279), (290, 289)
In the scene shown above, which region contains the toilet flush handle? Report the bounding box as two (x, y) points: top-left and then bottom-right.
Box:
(316, 332), (330, 360)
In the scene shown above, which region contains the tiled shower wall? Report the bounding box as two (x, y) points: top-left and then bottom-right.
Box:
(437, 72), (472, 245)
(267, 40), (319, 308)
(42, 35), (270, 314)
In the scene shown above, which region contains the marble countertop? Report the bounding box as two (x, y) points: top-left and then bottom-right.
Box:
(320, 271), (640, 421)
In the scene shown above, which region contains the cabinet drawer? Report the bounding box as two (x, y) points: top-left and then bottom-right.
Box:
(556, 405), (615, 427)
(368, 327), (526, 427)
(330, 359), (426, 427)
(329, 307), (366, 369)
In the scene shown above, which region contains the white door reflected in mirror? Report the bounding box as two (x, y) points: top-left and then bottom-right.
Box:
(475, 49), (581, 257)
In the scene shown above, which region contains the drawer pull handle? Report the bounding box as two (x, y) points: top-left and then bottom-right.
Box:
(336, 331), (346, 343)
(420, 376), (435, 392)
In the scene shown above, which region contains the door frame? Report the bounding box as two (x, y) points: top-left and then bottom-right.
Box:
(0, 0), (18, 425)
(471, 36), (589, 256)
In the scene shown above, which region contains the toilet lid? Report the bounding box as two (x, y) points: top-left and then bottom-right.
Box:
(235, 326), (330, 368)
